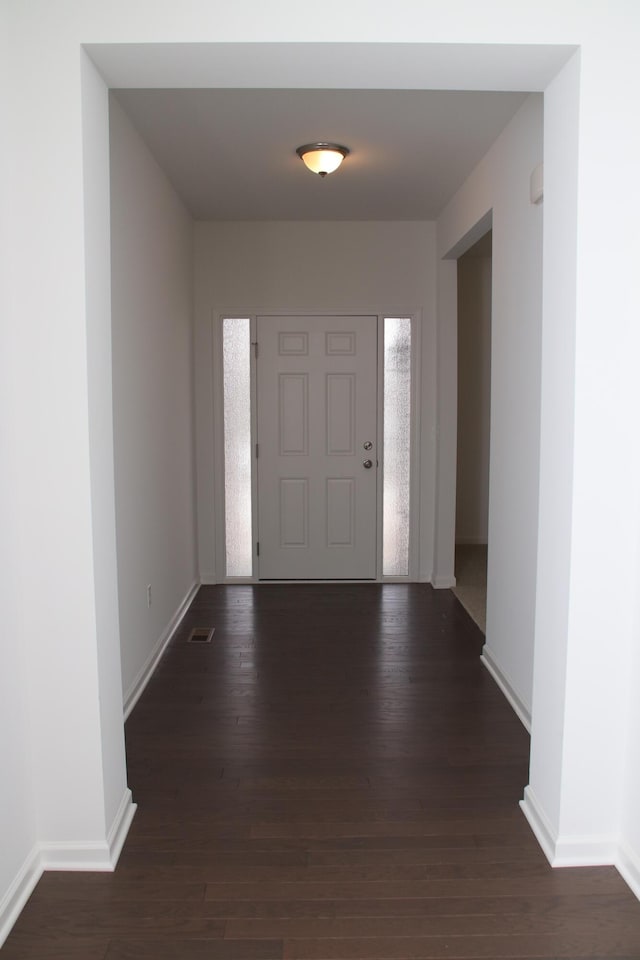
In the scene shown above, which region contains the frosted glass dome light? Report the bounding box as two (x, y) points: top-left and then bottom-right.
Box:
(296, 142), (350, 177)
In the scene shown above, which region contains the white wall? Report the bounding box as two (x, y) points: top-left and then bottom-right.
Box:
(0, 5), (38, 932)
(2, 0), (640, 944)
(0, 395), (37, 934)
(621, 582), (640, 882)
(456, 252), (491, 544)
(194, 221), (437, 582)
(110, 97), (198, 709)
(1, 25), (134, 946)
(438, 94), (543, 723)
(525, 37), (640, 879)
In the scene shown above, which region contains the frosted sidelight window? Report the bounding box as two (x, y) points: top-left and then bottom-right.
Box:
(383, 318), (411, 576)
(223, 318), (252, 577)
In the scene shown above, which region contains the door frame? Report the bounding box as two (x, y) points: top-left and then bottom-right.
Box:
(212, 308), (422, 583)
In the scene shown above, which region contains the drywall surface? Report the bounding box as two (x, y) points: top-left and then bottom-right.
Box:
(0, 535), (36, 945)
(456, 254), (491, 545)
(194, 220), (437, 581)
(82, 52), (131, 838)
(2, 0), (640, 941)
(0, 12), (132, 931)
(621, 595), (640, 892)
(110, 97), (198, 701)
(438, 94), (543, 718)
(0, 7), (37, 937)
(526, 38), (640, 869)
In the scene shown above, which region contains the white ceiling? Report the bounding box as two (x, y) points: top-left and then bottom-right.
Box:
(113, 88), (529, 221)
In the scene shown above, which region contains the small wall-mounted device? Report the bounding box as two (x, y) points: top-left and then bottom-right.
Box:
(530, 163), (544, 205)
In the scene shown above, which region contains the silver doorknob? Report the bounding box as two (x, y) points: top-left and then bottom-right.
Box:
(363, 441), (373, 450)
(363, 459), (373, 469)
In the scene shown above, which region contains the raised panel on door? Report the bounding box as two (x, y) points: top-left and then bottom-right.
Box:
(279, 374), (308, 455)
(279, 478), (309, 547)
(256, 315), (377, 579)
(326, 374), (355, 455)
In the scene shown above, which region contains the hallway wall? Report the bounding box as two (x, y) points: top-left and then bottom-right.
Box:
(437, 93), (543, 723)
(0, 3), (38, 925)
(0, 562), (36, 939)
(110, 97), (199, 708)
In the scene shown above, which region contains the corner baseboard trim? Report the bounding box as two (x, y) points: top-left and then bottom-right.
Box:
(481, 647), (531, 732)
(123, 580), (200, 720)
(433, 574), (456, 588)
(618, 841), (640, 902)
(520, 785), (557, 865)
(521, 786), (618, 868)
(0, 791), (137, 947)
(40, 789), (137, 871)
(552, 834), (619, 867)
(199, 573), (217, 585)
(107, 788), (137, 868)
(40, 841), (115, 871)
(0, 846), (42, 949)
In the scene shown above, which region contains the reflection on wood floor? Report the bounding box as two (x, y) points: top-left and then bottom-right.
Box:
(5, 584), (640, 959)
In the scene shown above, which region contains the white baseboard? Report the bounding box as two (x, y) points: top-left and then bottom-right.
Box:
(521, 785), (619, 867)
(553, 834), (619, 866)
(481, 646), (531, 732)
(520, 785), (556, 864)
(618, 840), (640, 902)
(123, 580), (199, 719)
(0, 790), (136, 947)
(40, 789), (137, 871)
(0, 846), (42, 949)
(107, 788), (137, 868)
(199, 573), (217, 585)
(433, 574), (456, 588)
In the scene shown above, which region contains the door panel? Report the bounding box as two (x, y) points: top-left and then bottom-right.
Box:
(257, 315), (377, 579)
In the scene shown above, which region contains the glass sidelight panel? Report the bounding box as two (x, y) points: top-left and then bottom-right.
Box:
(383, 318), (412, 576)
(222, 318), (252, 576)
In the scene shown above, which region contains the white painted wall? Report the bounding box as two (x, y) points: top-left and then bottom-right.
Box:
(110, 97), (198, 707)
(1, 24), (134, 946)
(456, 253), (491, 545)
(2, 0), (640, 944)
(438, 94), (543, 721)
(0, 5), (38, 930)
(0, 609), (35, 937)
(194, 221), (437, 582)
(621, 583), (640, 883)
(82, 52), (132, 845)
(525, 33), (640, 877)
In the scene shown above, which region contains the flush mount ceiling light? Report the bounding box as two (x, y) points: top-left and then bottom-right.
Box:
(296, 142), (350, 178)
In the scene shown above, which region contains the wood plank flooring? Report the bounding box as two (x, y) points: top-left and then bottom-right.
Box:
(5, 584), (640, 958)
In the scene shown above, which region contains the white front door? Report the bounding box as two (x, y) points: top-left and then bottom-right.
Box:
(256, 315), (378, 579)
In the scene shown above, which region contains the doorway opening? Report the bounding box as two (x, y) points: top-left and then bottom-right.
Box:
(452, 230), (492, 633)
(220, 313), (416, 581)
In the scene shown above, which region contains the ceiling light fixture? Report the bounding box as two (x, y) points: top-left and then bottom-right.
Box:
(296, 142), (350, 178)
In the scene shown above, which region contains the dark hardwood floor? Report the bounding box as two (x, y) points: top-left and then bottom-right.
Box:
(5, 584), (640, 958)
